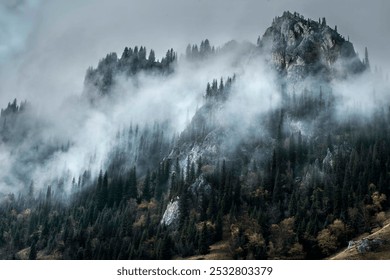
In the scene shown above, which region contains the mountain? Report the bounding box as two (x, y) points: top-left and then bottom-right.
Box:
(0, 12), (389, 260)
(259, 11), (366, 81)
(83, 47), (177, 97)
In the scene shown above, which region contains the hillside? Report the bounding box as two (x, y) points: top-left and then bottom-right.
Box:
(0, 11), (389, 260)
(330, 213), (390, 260)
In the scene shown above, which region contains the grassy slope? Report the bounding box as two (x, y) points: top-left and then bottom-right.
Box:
(330, 217), (390, 260)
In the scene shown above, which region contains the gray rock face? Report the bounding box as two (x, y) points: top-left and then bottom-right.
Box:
(322, 148), (333, 170)
(259, 11), (366, 81)
(161, 198), (180, 226)
(190, 175), (212, 195)
(348, 238), (386, 253)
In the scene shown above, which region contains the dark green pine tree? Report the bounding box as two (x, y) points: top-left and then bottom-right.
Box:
(189, 162), (196, 184)
(142, 170), (152, 201)
(207, 188), (218, 221)
(114, 176), (124, 205)
(128, 166), (137, 199)
(185, 44), (192, 58)
(29, 242), (37, 260)
(206, 82), (212, 98)
(148, 49), (156, 67)
(179, 185), (190, 228)
(214, 212), (223, 242)
(46, 185), (52, 202)
(186, 156), (191, 184)
(197, 156), (203, 177)
(364, 47), (370, 70)
(159, 233), (173, 259)
(198, 222), (210, 255)
(98, 171), (108, 210)
(233, 182), (242, 212)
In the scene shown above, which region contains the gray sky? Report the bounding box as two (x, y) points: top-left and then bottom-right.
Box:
(0, 0), (389, 105)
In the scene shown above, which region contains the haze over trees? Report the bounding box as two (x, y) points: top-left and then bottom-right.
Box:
(0, 11), (389, 260)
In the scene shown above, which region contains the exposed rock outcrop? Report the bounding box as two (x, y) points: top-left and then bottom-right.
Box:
(259, 11), (366, 81)
(161, 198), (180, 226)
(347, 238), (386, 253)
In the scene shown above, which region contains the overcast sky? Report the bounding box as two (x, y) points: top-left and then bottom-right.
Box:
(0, 0), (389, 105)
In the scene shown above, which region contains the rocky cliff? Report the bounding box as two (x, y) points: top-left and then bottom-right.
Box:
(259, 11), (366, 81)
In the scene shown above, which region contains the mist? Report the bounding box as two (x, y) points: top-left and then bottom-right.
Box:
(0, 1), (389, 198)
(2, 1), (390, 262)
(0, 37), (274, 195)
(1, 0), (389, 106)
(332, 71), (390, 120)
(0, 59), (387, 197)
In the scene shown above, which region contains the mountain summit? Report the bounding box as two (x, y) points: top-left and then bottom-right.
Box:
(259, 11), (366, 81)
(0, 11), (388, 261)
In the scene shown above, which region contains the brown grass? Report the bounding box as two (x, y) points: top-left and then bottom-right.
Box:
(329, 217), (390, 260)
(178, 240), (232, 260)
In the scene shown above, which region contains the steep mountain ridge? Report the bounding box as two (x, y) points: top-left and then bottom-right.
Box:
(0, 12), (389, 260)
(259, 11), (366, 81)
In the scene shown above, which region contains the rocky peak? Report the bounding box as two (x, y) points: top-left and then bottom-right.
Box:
(259, 11), (366, 81)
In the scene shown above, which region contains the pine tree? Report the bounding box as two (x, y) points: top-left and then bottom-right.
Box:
(215, 213), (223, 241)
(98, 171), (108, 210)
(197, 156), (203, 177)
(186, 44), (192, 58)
(219, 78), (224, 95)
(206, 83), (211, 98)
(198, 222), (210, 255)
(159, 234), (173, 259)
(121, 47), (130, 60)
(364, 47), (370, 70)
(128, 167), (138, 199)
(29, 242), (37, 260)
(46, 185), (52, 202)
(179, 186), (190, 228)
(148, 50), (156, 66)
(143, 170), (151, 201)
